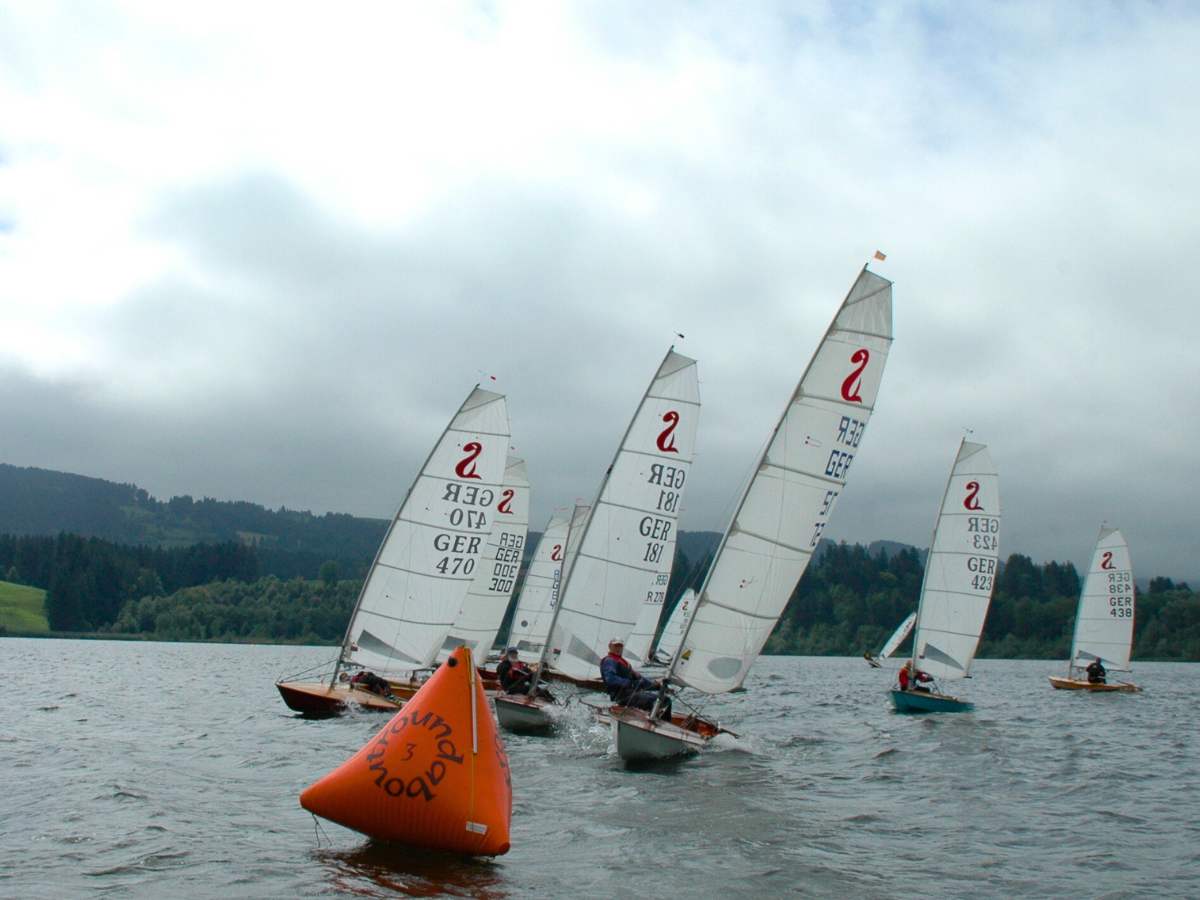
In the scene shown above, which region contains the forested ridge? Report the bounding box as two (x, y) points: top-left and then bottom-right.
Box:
(3, 529), (1196, 660)
(0, 463), (387, 562)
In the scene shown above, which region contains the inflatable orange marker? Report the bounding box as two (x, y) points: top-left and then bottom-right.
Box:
(300, 646), (512, 856)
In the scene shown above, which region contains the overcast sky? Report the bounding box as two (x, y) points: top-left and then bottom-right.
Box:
(1, 2), (1197, 580)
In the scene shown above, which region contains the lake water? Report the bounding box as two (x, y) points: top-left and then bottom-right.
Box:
(1, 639), (1196, 898)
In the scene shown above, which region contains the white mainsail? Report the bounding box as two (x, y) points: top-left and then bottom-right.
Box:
(879, 611), (917, 660)
(654, 588), (695, 663)
(438, 455), (530, 663)
(673, 267), (893, 694)
(1069, 527), (1134, 673)
(505, 504), (589, 664)
(341, 387), (510, 675)
(910, 440), (1001, 682)
(549, 349), (700, 680)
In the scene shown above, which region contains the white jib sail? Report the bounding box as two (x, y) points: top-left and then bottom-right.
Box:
(911, 440), (1001, 682)
(879, 611), (917, 659)
(342, 387), (510, 675)
(674, 268), (893, 694)
(654, 588), (695, 663)
(1069, 527), (1134, 673)
(549, 349), (700, 681)
(438, 455), (531, 663)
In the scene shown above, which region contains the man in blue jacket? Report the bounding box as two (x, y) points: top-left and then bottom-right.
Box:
(600, 638), (671, 719)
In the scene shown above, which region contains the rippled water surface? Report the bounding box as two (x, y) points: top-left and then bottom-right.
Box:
(1, 639), (1196, 898)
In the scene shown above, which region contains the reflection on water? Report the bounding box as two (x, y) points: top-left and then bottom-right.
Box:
(315, 842), (507, 899)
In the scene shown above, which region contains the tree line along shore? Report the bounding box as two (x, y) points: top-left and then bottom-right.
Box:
(0, 531), (1196, 660)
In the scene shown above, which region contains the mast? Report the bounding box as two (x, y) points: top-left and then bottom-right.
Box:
(909, 436), (966, 675)
(330, 384), (484, 686)
(527, 503), (586, 696)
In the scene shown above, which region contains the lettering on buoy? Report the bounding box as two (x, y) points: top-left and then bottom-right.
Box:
(300, 646), (512, 856)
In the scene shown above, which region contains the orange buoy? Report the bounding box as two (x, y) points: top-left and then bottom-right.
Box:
(300, 646), (512, 856)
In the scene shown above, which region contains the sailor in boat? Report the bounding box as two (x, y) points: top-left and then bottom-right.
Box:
(495, 647), (555, 700)
(897, 660), (933, 693)
(1086, 658), (1107, 684)
(600, 638), (671, 719)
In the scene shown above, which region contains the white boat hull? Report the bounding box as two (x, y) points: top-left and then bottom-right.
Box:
(608, 708), (715, 761)
(493, 694), (554, 732)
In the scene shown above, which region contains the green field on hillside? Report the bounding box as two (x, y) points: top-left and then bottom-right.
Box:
(0, 580), (48, 632)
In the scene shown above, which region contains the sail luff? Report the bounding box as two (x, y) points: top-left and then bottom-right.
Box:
(910, 437), (965, 673)
(344, 387), (511, 674)
(910, 440), (1001, 682)
(548, 347), (701, 679)
(670, 266), (894, 694)
(332, 384), (486, 681)
(1069, 527), (1135, 673)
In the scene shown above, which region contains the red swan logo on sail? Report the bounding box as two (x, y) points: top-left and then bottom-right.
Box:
(840, 349), (870, 403)
(1101, 551), (1115, 570)
(455, 442), (484, 479)
(497, 488), (514, 514)
(962, 480), (983, 511)
(550, 544), (563, 562)
(656, 411), (680, 453)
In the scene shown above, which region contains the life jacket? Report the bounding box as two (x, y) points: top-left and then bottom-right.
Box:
(601, 652), (640, 699)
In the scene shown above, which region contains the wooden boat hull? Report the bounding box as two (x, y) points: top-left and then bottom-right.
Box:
(276, 680), (406, 715)
(605, 707), (721, 762)
(1048, 676), (1141, 692)
(890, 689), (973, 714)
(493, 694), (555, 732)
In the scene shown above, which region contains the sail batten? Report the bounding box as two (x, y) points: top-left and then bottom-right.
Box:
(909, 439), (1001, 683)
(673, 268), (894, 694)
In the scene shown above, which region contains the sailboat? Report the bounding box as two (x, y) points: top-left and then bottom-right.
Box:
(494, 348), (700, 731)
(610, 266), (894, 761)
(1048, 527), (1141, 692)
(503, 512), (570, 663)
(276, 386), (511, 715)
(492, 503), (588, 731)
(651, 588), (695, 665)
(890, 439), (1000, 714)
(865, 611), (916, 668)
(437, 455), (530, 665)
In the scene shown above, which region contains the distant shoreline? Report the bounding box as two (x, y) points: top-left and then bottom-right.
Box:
(1, 630), (1193, 663)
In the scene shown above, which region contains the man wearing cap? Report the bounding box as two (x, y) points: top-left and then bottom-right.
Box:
(600, 638), (671, 718)
(496, 646), (554, 700)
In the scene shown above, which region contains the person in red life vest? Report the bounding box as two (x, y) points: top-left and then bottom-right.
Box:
(600, 638), (671, 719)
(495, 647), (554, 700)
(898, 660), (933, 693)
